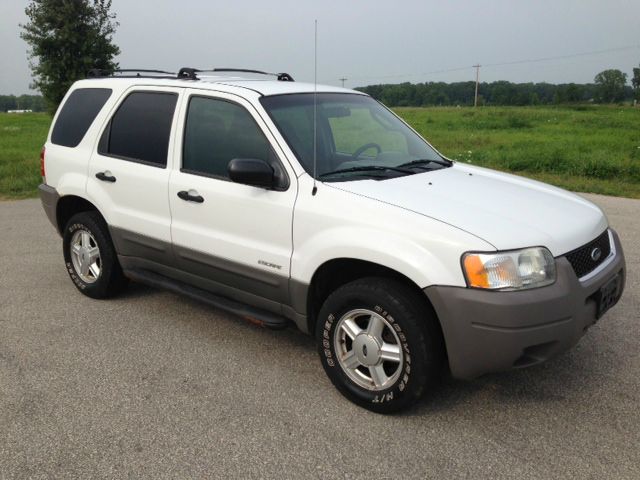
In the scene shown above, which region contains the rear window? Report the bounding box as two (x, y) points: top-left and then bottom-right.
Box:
(99, 91), (177, 167)
(51, 88), (112, 147)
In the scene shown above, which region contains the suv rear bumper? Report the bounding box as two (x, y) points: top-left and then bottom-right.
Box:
(39, 184), (59, 232)
(424, 229), (626, 379)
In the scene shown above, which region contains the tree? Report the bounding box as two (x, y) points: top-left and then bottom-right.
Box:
(593, 69), (627, 103)
(632, 64), (640, 102)
(20, 0), (120, 112)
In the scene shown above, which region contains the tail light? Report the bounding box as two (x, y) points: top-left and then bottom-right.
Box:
(40, 146), (46, 182)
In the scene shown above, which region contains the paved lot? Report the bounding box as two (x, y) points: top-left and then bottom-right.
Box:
(0, 194), (638, 479)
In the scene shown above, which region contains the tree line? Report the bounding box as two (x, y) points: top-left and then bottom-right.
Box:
(0, 94), (47, 112)
(357, 74), (638, 107)
(2, 79), (635, 113)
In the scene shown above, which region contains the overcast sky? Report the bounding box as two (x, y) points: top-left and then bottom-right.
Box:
(1, 0), (639, 95)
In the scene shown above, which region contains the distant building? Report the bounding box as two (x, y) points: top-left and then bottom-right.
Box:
(7, 109), (33, 113)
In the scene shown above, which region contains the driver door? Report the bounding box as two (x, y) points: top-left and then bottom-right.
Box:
(168, 90), (297, 311)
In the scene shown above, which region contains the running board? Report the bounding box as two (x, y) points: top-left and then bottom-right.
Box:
(124, 268), (289, 330)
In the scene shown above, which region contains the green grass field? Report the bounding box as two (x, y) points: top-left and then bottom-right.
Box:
(0, 112), (50, 199)
(398, 105), (640, 198)
(1, 106), (639, 199)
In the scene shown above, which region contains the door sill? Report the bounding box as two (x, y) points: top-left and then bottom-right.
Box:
(124, 268), (290, 330)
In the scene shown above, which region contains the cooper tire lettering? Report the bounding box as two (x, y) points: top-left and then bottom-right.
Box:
(315, 277), (444, 413)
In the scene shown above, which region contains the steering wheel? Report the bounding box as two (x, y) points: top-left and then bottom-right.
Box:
(352, 142), (382, 160)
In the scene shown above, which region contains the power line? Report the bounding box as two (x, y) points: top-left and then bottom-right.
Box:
(343, 44), (640, 84)
(348, 65), (472, 82)
(482, 44), (640, 68)
(339, 77), (347, 87)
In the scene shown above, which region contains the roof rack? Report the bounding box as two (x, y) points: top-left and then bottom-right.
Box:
(87, 68), (176, 78)
(177, 67), (294, 82)
(87, 67), (295, 82)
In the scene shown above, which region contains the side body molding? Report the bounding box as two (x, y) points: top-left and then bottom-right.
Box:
(110, 226), (294, 320)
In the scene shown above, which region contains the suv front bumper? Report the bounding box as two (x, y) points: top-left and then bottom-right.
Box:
(424, 229), (626, 379)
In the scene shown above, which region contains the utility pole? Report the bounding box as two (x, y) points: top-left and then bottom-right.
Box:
(473, 64), (481, 107)
(339, 77), (347, 87)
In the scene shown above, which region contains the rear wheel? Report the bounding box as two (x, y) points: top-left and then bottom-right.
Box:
(63, 211), (128, 298)
(316, 277), (444, 413)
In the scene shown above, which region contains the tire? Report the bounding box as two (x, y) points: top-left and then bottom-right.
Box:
(316, 277), (444, 414)
(62, 211), (128, 299)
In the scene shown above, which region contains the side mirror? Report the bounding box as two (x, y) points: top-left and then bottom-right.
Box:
(228, 158), (275, 189)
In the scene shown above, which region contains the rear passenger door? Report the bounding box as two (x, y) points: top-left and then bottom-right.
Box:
(168, 90), (297, 311)
(87, 86), (182, 264)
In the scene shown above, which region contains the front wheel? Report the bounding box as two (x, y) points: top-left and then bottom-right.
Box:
(316, 277), (444, 413)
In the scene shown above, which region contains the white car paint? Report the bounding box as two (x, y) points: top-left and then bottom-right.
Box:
(329, 162), (608, 257)
(290, 174), (494, 289)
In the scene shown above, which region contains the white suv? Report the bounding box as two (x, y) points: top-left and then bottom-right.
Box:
(39, 68), (626, 413)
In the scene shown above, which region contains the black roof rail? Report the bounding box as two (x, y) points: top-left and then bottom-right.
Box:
(88, 67), (295, 82)
(213, 68), (295, 81)
(178, 67), (294, 82)
(87, 68), (176, 79)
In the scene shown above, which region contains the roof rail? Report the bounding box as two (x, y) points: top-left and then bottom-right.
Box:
(177, 67), (294, 82)
(87, 68), (176, 79)
(87, 67), (295, 82)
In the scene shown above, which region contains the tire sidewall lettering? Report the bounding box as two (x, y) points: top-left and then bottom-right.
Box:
(63, 221), (101, 291)
(322, 303), (412, 404)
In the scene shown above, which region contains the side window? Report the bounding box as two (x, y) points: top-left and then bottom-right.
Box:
(99, 91), (177, 167)
(182, 96), (270, 178)
(51, 88), (112, 147)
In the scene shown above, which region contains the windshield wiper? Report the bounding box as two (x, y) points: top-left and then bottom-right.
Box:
(318, 165), (416, 178)
(397, 158), (452, 169)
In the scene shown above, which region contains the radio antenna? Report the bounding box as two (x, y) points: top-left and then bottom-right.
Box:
(312, 19), (318, 196)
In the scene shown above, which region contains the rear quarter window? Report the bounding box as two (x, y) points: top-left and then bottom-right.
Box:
(51, 88), (112, 147)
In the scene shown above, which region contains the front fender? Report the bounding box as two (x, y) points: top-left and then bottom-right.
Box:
(290, 179), (494, 289)
(291, 225), (466, 290)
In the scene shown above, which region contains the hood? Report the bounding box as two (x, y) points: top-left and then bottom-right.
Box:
(329, 163), (607, 256)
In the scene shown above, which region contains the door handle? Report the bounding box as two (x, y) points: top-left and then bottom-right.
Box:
(177, 190), (204, 203)
(95, 171), (116, 183)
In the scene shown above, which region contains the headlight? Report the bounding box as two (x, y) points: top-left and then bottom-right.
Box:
(462, 247), (556, 290)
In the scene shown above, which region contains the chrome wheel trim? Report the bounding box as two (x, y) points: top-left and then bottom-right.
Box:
(70, 230), (101, 284)
(334, 308), (403, 391)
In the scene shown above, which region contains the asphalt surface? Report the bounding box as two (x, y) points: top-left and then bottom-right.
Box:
(0, 194), (638, 479)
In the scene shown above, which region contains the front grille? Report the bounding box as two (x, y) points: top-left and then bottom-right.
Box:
(565, 230), (611, 279)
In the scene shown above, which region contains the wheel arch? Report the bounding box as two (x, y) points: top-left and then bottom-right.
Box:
(303, 257), (443, 341)
(56, 195), (105, 234)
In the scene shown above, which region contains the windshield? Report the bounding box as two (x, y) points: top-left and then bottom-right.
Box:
(260, 93), (449, 181)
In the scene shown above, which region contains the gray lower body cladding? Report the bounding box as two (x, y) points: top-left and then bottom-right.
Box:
(424, 229), (626, 379)
(38, 184), (59, 232)
(109, 226), (309, 331)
